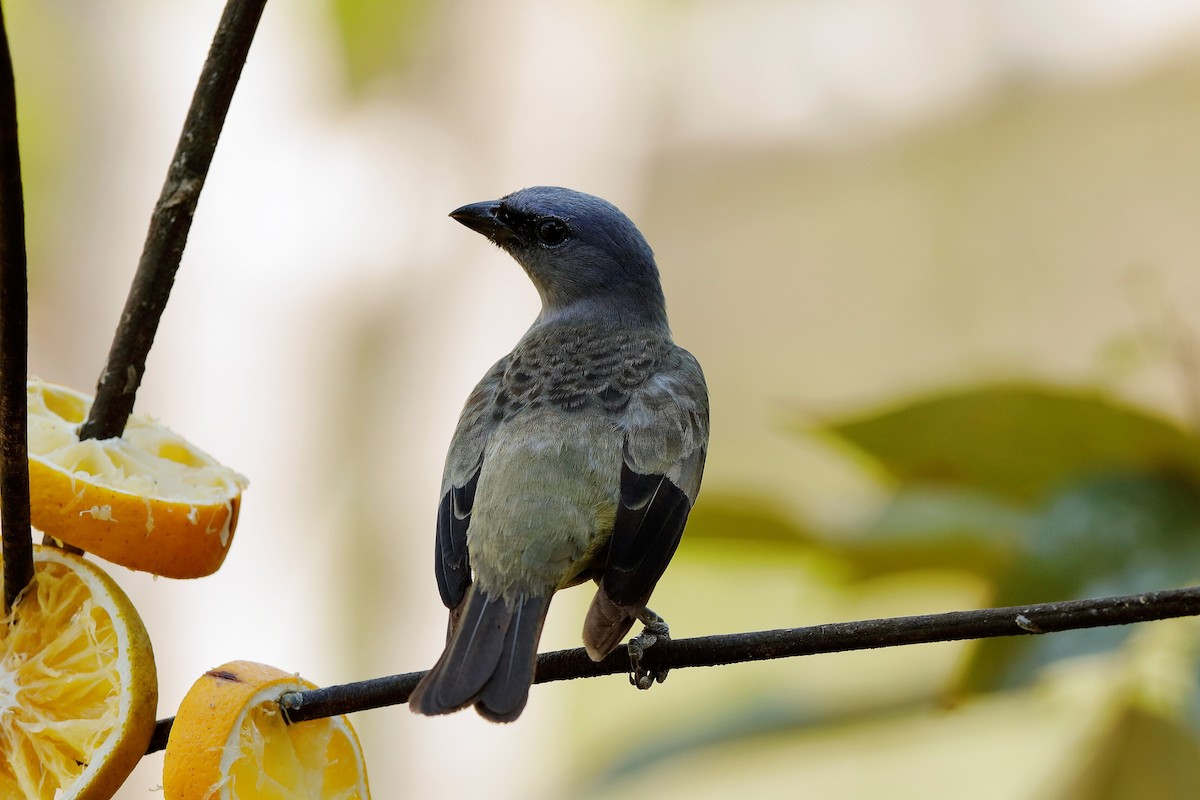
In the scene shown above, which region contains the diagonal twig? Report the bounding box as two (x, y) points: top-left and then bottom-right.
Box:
(145, 584), (1200, 753)
(78, 0), (268, 441)
(0, 3), (32, 613)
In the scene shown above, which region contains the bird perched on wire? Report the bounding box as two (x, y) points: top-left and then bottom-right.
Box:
(409, 186), (709, 722)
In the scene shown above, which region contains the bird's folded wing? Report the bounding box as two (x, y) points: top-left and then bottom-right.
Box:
(435, 356), (509, 610)
(603, 347), (709, 608)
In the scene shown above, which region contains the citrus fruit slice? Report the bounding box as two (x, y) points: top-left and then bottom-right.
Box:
(164, 660), (371, 799)
(0, 544), (158, 799)
(26, 378), (248, 579)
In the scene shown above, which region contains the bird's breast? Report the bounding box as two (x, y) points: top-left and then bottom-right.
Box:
(467, 409), (623, 600)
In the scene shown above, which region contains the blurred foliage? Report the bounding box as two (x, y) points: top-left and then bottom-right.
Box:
(328, 0), (436, 91)
(966, 471), (1200, 694)
(1064, 705), (1200, 800)
(820, 383), (1200, 503)
(6, 2), (83, 289)
(817, 383), (1200, 696)
(681, 493), (812, 549)
(587, 381), (1200, 798)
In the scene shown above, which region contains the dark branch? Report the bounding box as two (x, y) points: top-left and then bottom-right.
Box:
(78, 0), (267, 441)
(0, 4), (32, 612)
(145, 584), (1200, 753)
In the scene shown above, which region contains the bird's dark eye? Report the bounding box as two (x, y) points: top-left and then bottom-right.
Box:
(535, 218), (568, 246)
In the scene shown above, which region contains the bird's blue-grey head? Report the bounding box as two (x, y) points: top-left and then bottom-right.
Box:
(450, 187), (668, 329)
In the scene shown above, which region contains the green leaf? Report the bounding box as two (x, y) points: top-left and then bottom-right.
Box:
(837, 486), (1027, 579)
(818, 383), (1200, 503)
(1026, 471), (1200, 591)
(682, 488), (1027, 580)
(329, 0), (435, 91)
(957, 471), (1200, 694)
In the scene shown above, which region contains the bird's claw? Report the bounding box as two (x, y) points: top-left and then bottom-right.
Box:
(628, 617), (670, 690)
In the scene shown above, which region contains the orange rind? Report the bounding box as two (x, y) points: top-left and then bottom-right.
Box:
(164, 660), (371, 799)
(0, 544), (158, 799)
(27, 378), (248, 578)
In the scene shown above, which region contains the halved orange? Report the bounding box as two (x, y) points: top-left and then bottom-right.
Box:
(26, 378), (248, 578)
(0, 544), (158, 799)
(163, 660), (371, 799)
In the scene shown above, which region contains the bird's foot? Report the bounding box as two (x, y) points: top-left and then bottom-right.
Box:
(628, 609), (670, 690)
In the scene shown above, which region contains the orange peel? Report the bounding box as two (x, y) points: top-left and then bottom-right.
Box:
(164, 660), (371, 799)
(0, 544), (157, 799)
(26, 378), (248, 578)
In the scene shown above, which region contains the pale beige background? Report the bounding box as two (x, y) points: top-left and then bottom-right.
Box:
(9, 1), (1200, 797)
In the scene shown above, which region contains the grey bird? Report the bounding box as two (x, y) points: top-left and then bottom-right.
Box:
(409, 186), (709, 722)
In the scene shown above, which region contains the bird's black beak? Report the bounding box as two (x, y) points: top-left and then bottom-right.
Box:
(450, 201), (515, 244)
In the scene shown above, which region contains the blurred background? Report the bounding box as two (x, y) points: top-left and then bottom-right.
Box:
(10, 0), (1200, 797)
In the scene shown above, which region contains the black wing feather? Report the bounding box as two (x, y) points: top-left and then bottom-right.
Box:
(435, 470), (479, 609)
(601, 462), (692, 608)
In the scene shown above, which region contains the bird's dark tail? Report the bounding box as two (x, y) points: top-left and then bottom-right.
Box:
(410, 588), (549, 722)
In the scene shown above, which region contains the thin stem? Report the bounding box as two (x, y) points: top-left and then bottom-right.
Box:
(0, 3), (32, 613)
(145, 584), (1200, 753)
(78, 0), (267, 441)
